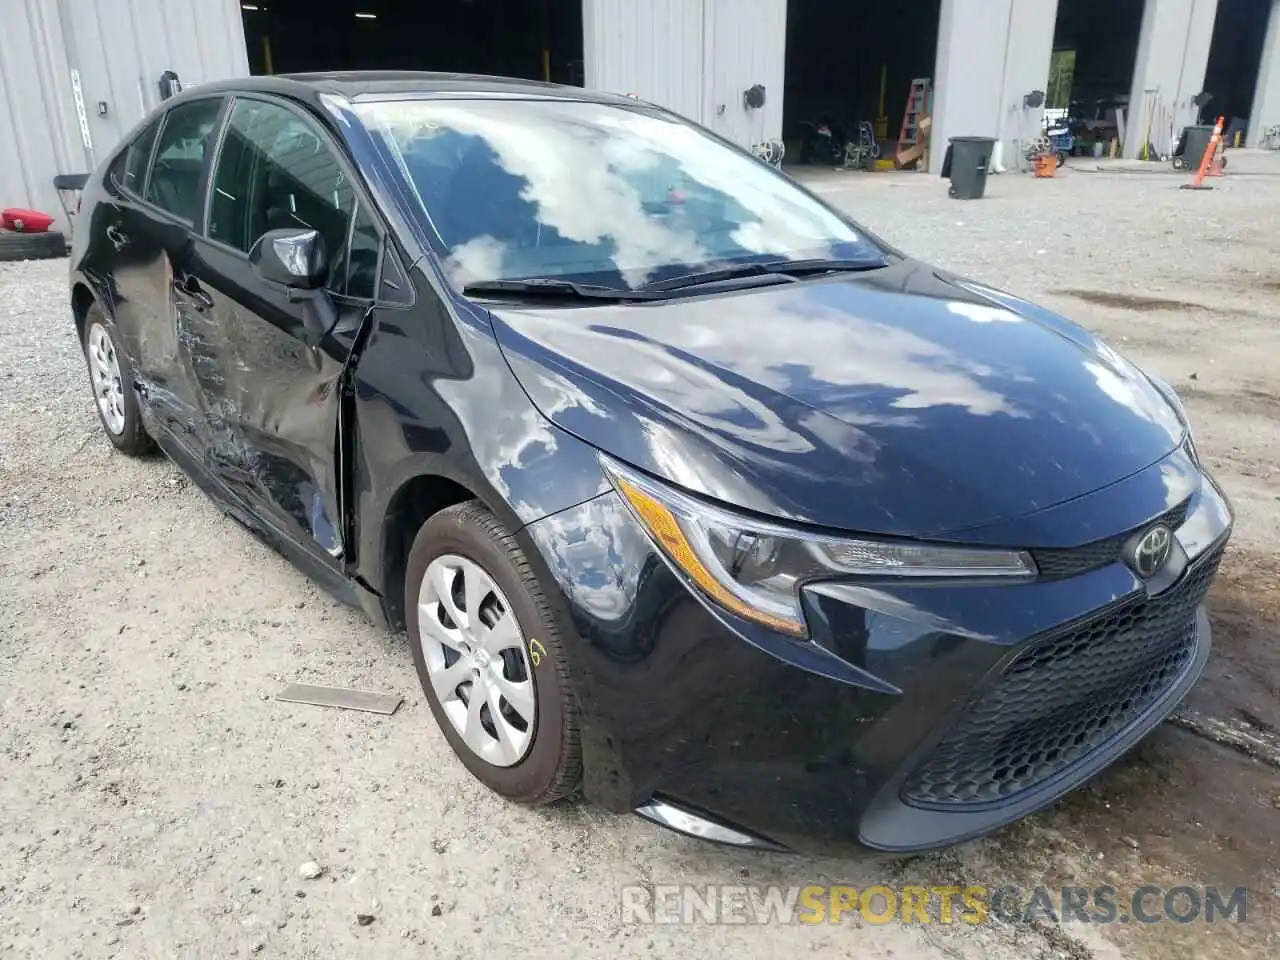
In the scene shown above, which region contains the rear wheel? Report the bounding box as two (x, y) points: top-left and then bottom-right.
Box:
(405, 501), (581, 803)
(81, 306), (152, 455)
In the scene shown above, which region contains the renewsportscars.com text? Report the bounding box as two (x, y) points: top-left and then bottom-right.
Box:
(619, 884), (1249, 926)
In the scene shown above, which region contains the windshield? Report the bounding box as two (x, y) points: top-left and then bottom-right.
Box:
(354, 97), (886, 290)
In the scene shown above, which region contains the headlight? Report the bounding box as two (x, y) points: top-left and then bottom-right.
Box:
(600, 456), (1036, 638)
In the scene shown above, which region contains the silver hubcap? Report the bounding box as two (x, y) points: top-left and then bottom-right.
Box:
(87, 322), (126, 435)
(417, 554), (536, 767)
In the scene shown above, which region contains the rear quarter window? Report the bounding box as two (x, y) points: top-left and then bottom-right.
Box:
(113, 117), (161, 196)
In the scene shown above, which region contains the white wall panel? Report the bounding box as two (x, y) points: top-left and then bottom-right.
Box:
(583, 0), (706, 123)
(583, 0), (786, 149)
(931, 0), (1015, 171)
(996, 0), (1060, 169)
(1248, 0), (1280, 146)
(0, 1), (81, 232)
(1124, 0), (1221, 158)
(0, 0), (249, 231)
(702, 0), (786, 147)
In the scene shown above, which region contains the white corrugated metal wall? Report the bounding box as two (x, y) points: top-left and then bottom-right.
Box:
(701, 0), (786, 147)
(582, 0), (706, 121)
(583, 0), (786, 150)
(0, 0), (249, 232)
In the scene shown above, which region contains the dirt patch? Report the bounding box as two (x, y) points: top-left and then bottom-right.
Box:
(1239, 276), (1280, 292)
(964, 547), (1280, 960)
(1053, 290), (1211, 313)
(1177, 385), (1280, 421)
(980, 728), (1278, 960)
(1188, 548), (1280, 732)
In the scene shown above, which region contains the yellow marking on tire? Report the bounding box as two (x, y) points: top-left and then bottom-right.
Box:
(529, 638), (547, 668)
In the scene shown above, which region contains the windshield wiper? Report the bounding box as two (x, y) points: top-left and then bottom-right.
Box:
(639, 257), (889, 293)
(462, 278), (658, 301)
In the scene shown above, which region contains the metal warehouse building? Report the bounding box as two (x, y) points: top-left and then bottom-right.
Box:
(3, 0), (1279, 231)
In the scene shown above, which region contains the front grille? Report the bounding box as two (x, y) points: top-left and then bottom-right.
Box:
(903, 544), (1223, 808)
(1031, 501), (1190, 580)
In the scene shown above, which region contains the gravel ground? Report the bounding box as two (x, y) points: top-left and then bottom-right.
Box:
(2, 153), (1279, 959)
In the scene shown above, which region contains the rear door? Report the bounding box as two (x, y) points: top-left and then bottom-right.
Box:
(93, 114), (161, 364)
(100, 97), (226, 438)
(182, 94), (379, 563)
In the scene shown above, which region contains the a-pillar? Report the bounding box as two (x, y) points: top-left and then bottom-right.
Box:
(1248, 0), (1280, 147)
(1123, 0), (1220, 158)
(930, 0), (1060, 173)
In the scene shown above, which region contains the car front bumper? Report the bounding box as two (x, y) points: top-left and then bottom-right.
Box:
(522, 450), (1232, 855)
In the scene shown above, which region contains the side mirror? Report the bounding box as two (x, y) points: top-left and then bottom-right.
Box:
(249, 227), (329, 290)
(249, 228), (337, 348)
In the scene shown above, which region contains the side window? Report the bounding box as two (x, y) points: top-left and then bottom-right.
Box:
(208, 98), (356, 294)
(145, 98), (223, 222)
(345, 204), (381, 299)
(119, 118), (161, 196)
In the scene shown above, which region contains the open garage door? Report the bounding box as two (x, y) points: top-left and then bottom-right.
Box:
(240, 0), (584, 86)
(782, 0), (941, 169)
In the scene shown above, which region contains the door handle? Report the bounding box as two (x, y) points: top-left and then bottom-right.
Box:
(105, 224), (128, 250)
(173, 274), (214, 311)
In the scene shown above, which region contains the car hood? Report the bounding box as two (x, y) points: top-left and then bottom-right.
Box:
(486, 259), (1186, 539)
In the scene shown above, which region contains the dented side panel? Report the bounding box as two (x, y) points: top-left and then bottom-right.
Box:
(179, 236), (353, 564)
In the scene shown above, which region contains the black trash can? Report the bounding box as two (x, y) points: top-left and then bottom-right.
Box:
(946, 136), (996, 199)
(1177, 124), (1216, 170)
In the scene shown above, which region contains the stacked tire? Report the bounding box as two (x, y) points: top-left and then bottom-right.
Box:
(0, 229), (67, 261)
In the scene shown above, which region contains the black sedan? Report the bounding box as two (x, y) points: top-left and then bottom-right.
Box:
(69, 72), (1233, 854)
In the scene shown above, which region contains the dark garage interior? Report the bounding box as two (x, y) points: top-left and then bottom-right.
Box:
(780, 0), (1272, 163)
(1053, 0), (1147, 106)
(782, 0), (941, 159)
(1204, 0), (1272, 128)
(1057, 0), (1271, 131)
(779, 0), (1152, 162)
(239, 0), (1273, 148)
(240, 0), (584, 85)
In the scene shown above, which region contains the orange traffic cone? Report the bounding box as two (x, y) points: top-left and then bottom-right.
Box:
(1181, 116), (1225, 191)
(1207, 144), (1225, 177)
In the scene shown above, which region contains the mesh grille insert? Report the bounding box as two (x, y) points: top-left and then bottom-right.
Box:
(903, 544), (1222, 808)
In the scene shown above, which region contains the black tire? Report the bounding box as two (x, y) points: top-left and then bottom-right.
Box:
(0, 229), (66, 261)
(81, 305), (153, 456)
(405, 501), (581, 804)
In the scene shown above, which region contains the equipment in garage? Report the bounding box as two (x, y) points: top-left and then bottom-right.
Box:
(895, 78), (932, 169)
(842, 122), (881, 170)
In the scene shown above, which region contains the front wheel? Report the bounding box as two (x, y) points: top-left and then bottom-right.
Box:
(405, 501), (581, 803)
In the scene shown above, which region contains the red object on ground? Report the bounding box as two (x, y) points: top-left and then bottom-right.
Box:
(1, 208), (55, 233)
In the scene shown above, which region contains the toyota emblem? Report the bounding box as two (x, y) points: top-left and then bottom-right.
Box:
(1130, 524), (1173, 578)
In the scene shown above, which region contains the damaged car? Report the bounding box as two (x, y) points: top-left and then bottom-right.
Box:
(70, 72), (1232, 854)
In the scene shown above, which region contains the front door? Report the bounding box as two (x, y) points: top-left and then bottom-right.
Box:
(180, 95), (379, 563)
